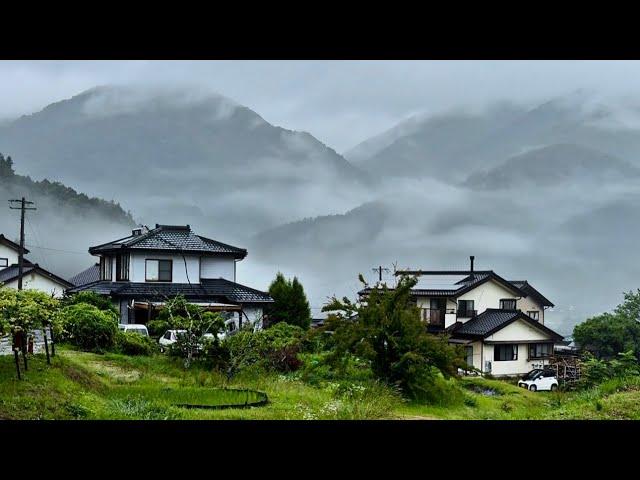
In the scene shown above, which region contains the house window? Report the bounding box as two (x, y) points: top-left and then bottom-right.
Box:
(0, 258), (7, 268)
(527, 310), (540, 321)
(494, 344), (518, 361)
(529, 343), (552, 360)
(100, 256), (112, 281)
(115, 253), (130, 281)
(145, 259), (172, 282)
(457, 300), (475, 317)
(465, 346), (473, 367)
(500, 298), (517, 310)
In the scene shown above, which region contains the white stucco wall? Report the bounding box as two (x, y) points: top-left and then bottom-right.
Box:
(516, 296), (545, 324)
(3, 273), (67, 298)
(200, 255), (235, 281)
(129, 253), (200, 283)
(0, 243), (19, 267)
(457, 280), (518, 318)
(242, 306), (264, 328)
(478, 319), (555, 376)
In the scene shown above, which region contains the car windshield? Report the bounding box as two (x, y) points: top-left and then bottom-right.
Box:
(523, 369), (542, 380)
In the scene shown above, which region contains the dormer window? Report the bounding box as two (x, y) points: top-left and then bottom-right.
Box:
(500, 299), (517, 310)
(145, 259), (172, 282)
(0, 258), (7, 268)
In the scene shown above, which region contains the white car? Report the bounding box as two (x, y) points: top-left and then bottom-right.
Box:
(518, 369), (559, 392)
(158, 329), (187, 351)
(118, 324), (149, 337)
(158, 330), (223, 352)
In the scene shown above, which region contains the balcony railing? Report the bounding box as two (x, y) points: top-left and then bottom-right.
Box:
(457, 309), (477, 318)
(421, 309), (456, 326)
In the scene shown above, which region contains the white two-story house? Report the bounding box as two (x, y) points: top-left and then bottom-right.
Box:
(359, 256), (563, 377)
(0, 233), (73, 297)
(67, 224), (273, 329)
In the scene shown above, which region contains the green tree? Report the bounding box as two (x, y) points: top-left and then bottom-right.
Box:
(322, 275), (465, 401)
(574, 312), (640, 360)
(0, 288), (60, 337)
(267, 272), (311, 329)
(157, 295), (225, 367)
(573, 289), (640, 360)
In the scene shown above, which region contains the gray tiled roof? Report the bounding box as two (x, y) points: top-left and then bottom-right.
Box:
(0, 265), (31, 283)
(0, 263), (73, 288)
(453, 309), (520, 336)
(67, 278), (273, 304)
(509, 280), (555, 307)
(68, 264), (100, 287)
(451, 308), (564, 341)
(89, 225), (247, 258)
(359, 271), (524, 299)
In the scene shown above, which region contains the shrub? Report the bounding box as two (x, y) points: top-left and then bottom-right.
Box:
(115, 331), (158, 356)
(298, 351), (373, 385)
(56, 302), (118, 352)
(224, 322), (305, 375)
(63, 291), (118, 315)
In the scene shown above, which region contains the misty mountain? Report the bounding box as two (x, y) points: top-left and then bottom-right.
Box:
(0, 152), (135, 278)
(349, 92), (640, 183)
(0, 86), (370, 239)
(464, 144), (640, 189)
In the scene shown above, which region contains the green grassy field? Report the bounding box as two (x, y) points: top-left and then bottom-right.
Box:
(2, 349), (640, 420)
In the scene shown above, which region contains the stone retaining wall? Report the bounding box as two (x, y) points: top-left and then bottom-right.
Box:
(0, 329), (52, 355)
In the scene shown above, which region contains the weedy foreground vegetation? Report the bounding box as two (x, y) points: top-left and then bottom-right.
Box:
(3, 277), (640, 420)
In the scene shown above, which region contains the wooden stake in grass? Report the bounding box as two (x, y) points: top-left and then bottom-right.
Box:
(43, 326), (51, 365)
(49, 324), (56, 357)
(13, 349), (21, 380)
(17, 331), (28, 371)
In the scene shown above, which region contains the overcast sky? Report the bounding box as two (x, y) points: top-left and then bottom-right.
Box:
(2, 60), (640, 151)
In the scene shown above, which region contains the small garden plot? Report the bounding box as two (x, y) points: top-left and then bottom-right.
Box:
(114, 386), (268, 410)
(464, 384), (501, 397)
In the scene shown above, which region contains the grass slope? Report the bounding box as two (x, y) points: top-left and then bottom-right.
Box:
(3, 350), (640, 420)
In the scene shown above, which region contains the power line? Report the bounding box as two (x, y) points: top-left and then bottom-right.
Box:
(24, 244), (88, 255)
(25, 216), (50, 271)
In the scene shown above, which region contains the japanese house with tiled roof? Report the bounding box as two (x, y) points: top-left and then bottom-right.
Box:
(359, 256), (563, 377)
(0, 233), (73, 297)
(67, 224), (273, 329)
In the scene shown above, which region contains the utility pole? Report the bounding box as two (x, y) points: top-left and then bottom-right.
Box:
(9, 197), (36, 290)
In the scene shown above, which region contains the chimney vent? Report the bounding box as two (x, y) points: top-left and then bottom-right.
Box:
(470, 255), (475, 273)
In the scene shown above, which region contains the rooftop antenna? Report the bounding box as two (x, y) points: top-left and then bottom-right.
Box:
(372, 265), (391, 283)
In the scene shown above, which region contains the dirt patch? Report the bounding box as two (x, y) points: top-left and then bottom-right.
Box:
(400, 414), (441, 420)
(59, 363), (105, 391)
(86, 361), (142, 383)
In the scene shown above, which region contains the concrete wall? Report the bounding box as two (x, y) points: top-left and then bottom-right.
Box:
(3, 273), (68, 298)
(200, 255), (235, 281)
(129, 253), (200, 283)
(0, 243), (19, 267)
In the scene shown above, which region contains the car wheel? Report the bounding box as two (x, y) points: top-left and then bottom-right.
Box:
(550, 384), (558, 392)
(529, 384), (537, 392)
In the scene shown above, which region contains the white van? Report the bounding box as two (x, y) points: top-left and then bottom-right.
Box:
(118, 324), (150, 337)
(518, 369), (559, 392)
